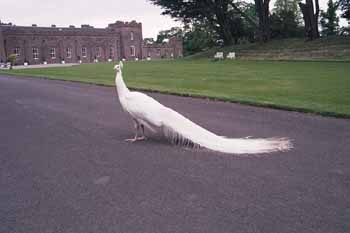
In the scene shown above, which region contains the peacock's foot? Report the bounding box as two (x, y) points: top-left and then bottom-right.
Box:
(125, 138), (138, 142)
(125, 136), (147, 142)
(137, 136), (147, 141)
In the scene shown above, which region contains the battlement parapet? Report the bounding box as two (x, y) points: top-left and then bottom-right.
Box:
(108, 20), (142, 29)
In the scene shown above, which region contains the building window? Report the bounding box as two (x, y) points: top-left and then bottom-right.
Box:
(82, 47), (87, 58)
(109, 46), (114, 58)
(130, 32), (134, 41)
(96, 47), (101, 57)
(49, 48), (56, 59)
(157, 49), (161, 56)
(13, 47), (20, 56)
(32, 48), (39, 60)
(130, 46), (135, 56)
(66, 47), (72, 58)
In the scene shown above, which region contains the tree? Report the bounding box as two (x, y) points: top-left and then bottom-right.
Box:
(320, 0), (339, 36)
(338, 0), (350, 20)
(275, 0), (297, 12)
(255, 0), (271, 42)
(156, 27), (183, 43)
(271, 0), (303, 38)
(273, 0), (302, 23)
(183, 24), (216, 55)
(299, 0), (320, 40)
(148, 0), (258, 46)
(270, 10), (303, 38)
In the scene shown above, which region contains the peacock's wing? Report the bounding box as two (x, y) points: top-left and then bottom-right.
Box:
(124, 91), (165, 129)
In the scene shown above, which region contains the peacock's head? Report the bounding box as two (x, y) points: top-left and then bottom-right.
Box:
(113, 61), (123, 73)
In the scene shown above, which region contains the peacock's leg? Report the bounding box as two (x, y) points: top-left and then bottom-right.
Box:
(137, 124), (147, 141)
(125, 120), (140, 142)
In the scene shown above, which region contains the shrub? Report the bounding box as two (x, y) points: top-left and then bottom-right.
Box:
(7, 54), (17, 69)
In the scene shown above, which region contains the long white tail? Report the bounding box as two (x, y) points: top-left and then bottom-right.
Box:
(161, 107), (292, 155)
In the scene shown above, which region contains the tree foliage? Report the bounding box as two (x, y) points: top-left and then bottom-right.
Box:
(338, 0), (350, 20)
(273, 0), (302, 23)
(320, 0), (339, 36)
(270, 0), (303, 38)
(338, 0), (350, 34)
(148, 0), (346, 53)
(144, 38), (155, 45)
(156, 27), (183, 43)
(270, 11), (304, 38)
(183, 24), (217, 55)
(148, 0), (258, 45)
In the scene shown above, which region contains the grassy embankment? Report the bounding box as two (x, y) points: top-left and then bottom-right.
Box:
(188, 37), (350, 61)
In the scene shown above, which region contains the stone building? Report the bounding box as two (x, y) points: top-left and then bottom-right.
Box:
(142, 37), (183, 60)
(0, 20), (183, 65)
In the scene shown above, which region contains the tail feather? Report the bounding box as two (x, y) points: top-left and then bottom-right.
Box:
(161, 107), (292, 155)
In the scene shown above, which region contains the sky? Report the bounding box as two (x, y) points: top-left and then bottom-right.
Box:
(0, 0), (346, 39)
(0, 0), (181, 39)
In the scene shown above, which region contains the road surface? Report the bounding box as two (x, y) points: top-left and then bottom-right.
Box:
(1, 75), (349, 233)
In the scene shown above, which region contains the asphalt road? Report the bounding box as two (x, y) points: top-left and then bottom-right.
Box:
(1, 75), (349, 233)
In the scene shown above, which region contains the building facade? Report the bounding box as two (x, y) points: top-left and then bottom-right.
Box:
(142, 37), (183, 60)
(0, 21), (183, 65)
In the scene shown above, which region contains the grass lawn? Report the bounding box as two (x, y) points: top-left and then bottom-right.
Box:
(1, 60), (350, 117)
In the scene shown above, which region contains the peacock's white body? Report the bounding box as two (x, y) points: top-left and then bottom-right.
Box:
(114, 62), (292, 155)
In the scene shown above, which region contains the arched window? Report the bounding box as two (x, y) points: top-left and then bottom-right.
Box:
(130, 31), (134, 41)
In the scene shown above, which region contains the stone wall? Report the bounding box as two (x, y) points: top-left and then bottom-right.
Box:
(0, 25), (121, 65)
(142, 36), (183, 60)
(0, 20), (183, 65)
(169, 37), (183, 58)
(108, 21), (143, 60)
(0, 27), (6, 62)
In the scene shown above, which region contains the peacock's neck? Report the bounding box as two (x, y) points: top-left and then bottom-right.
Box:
(115, 71), (129, 98)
